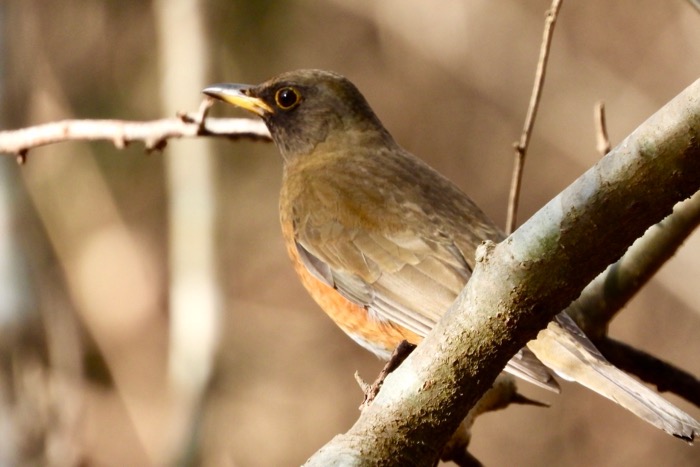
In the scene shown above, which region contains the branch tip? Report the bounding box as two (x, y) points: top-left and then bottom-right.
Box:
(113, 135), (128, 150)
(353, 372), (371, 406)
(594, 100), (611, 156)
(16, 149), (28, 165)
(145, 138), (167, 154)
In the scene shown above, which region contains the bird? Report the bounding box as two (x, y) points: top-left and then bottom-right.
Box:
(203, 69), (700, 441)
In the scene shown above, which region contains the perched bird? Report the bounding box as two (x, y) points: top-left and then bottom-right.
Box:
(204, 69), (699, 441)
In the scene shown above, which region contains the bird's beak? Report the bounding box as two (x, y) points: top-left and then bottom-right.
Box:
(202, 83), (273, 116)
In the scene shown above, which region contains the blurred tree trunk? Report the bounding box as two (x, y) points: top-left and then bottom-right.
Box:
(154, 0), (221, 463)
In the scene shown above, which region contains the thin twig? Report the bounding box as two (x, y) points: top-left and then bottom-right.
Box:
(688, 0), (700, 13)
(506, 0), (563, 234)
(594, 337), (700, 407)
(178, 95), (215, 130)
(358, 340), (416, 411)
(594, 100), (611, 156)
(0, 100), (271, 161)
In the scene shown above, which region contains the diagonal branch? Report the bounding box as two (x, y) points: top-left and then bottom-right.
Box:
(567, 190), (700, 338)
(560, 190), (700, 405)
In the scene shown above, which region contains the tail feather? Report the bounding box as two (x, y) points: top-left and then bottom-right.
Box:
(526, 314), (699, 442)
(505, 348), (561, 393)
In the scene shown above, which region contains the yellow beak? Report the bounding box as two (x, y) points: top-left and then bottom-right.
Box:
(202, 83), (273, 116)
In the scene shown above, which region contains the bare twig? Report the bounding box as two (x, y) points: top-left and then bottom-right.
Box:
(688, 0), (700, 14)
(358, 340), (415, 411)
(594, 337), (700, 407)
(506, 0), (563, 234)
(0, 103), (271, 160)
(178, 96), (215, 130)
(594, 100), (611, 156)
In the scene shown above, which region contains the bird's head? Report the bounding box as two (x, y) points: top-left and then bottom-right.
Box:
(203, 69), (392, 161)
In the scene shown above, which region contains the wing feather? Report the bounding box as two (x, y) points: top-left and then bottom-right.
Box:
(285, 147), (558, 391)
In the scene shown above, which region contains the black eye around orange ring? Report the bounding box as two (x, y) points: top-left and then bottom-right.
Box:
(275, 87), (301, 110)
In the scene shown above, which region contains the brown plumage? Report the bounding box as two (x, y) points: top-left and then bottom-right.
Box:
(204, 69), (699, 441)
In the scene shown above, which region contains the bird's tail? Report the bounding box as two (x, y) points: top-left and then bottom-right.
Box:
(527, 314), (699, 442)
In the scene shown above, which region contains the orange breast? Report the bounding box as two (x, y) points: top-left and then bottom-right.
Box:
(280, 217), (422, 359)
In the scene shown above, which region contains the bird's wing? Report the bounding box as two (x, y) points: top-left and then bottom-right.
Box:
(288, 147), (486, 336)
(295, 223), (470, 337)
(293, 204), (559, 391)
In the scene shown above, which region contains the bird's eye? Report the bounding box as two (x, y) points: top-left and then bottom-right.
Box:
(275, 87), (301, 110)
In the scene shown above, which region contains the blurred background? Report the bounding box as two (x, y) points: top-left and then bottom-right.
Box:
(1, 1), (699, 466)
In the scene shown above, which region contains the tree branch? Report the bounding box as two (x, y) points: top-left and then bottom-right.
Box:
(305, 79), (700, 466)
(593, 337), (700, 407)
(506, 0), (563, 234)
(567, 190), (700, 339)
(0, 101), (271, 162)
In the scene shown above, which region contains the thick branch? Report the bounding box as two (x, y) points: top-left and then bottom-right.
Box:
(305, 79), (700, 466)
(557, 191), (700, 405)
(567, 190), (700, 338)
